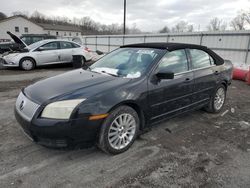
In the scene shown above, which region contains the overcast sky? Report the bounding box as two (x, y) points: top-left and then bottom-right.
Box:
(1, 0), (250, 31)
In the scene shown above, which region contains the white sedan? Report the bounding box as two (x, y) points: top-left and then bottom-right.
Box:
(1, 39), (92, 70)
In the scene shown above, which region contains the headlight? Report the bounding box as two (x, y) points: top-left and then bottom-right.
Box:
(41, 99), (85, 119)
(5, 53), (19, 59)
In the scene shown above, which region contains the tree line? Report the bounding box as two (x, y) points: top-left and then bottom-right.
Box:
(0, 10), (250, 35)
(0, 11), (141, 35)
(159, 10), (250, 33)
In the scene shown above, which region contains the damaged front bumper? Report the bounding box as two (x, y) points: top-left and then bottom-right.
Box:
(0, 57), (19, 67)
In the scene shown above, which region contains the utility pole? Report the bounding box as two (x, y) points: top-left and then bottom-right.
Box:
(123, 0), (126, 35)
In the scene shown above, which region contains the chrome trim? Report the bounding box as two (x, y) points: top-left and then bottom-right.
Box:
(151, 98), (210, 120)
(15, 92), (40, 122)
(174, 70), (193, 76)
(151, 86), (213, 108)
(174, 65), (217, 76)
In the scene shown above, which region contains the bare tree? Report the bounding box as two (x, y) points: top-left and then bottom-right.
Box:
(243, 9), (250, 25)
(127, 23), (141, 34)
(207, 17), (227, 31)
(230, 14), (246, 30)
(30, 11), (46, 23)
(187, 25), (194, 32)
(7, 10), (141, 35)
(173, 21), (187, 32)
(159, 26), (170, 33)
(12, 11), (29, 18)
(172, 21), (194, 32)
(79, 17), (97, 30)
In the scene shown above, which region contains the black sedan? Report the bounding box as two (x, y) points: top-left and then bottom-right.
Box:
(15, 43), (233, 154)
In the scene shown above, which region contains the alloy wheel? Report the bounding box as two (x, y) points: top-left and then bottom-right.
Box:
(214, 87), (225, 111)
(22, 60), (33, 70)
(108, 113), (136, 150)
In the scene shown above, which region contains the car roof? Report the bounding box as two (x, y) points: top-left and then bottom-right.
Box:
(27, 39), (81, 50)
(41, 39), (74, 43)
(121, 42), (224, 65)
(121, 42), (208, 51)
(21, 34), (56, 37)
(34, 39), (80, 45)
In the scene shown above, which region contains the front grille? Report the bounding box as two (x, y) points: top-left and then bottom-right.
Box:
(15, 92), (40, 122)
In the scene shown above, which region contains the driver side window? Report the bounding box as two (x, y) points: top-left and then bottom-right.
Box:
(40, 42), (59, 51)
(157, 49), (188, 74)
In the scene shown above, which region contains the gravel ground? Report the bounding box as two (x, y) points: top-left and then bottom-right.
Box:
(0, 65), (250, 188)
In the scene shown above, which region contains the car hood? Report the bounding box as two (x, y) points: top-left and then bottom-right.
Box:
(2, 52), (21, 58)
(7, 31), (27, 48)
(24, 69), (130, 105)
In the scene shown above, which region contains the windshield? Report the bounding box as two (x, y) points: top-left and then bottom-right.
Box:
(25, 40), (47, 51)
(90, 48), (165, 78)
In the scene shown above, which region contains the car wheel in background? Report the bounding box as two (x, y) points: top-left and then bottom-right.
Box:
(205, 85), (226, 113)
(20, 58), (35, 71)
(98, 106), (139, 155)
(72, 55), (86, 69)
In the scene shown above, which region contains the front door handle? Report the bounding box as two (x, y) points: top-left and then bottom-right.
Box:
(184, 78), (191, 83)
(214, 71), (219, 75)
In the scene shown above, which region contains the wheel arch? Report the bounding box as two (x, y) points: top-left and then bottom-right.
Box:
(108, 100), (146, 131)
(72, 54), (86, 61)
(220, 80), (228, 90)
(19, 56), (37, 67)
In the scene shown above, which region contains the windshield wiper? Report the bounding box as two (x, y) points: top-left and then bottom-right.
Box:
(101, 70), (119, 77)
(87, 68), (102, 74)
(87, 67), (119, 77)
(86, 66), (92, 71)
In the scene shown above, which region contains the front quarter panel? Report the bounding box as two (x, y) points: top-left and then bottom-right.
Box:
(3, 53), (26, 66)
(75, 77), (148, 119)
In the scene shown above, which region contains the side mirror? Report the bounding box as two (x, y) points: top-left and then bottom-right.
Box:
(156, 71), (174, 80)
(96, 50), (104, 55)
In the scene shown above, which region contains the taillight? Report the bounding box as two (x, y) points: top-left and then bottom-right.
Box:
(84, 47), (91, 52)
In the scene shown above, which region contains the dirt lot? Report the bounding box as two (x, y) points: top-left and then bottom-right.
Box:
(0, 65), (250, 188)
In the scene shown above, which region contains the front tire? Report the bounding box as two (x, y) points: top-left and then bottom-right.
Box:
(98, 106), (139, 155)
(20, 58), (35, 71)
(205, 85), (226, 113)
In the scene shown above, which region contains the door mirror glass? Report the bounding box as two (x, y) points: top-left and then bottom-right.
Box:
(156, 71), (174, 79)
(96, 50), (104, 55)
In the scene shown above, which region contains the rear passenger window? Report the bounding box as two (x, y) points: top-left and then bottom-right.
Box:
(157, 49), (188, 74)
(190, 49), (211, 69)
(209, 56), (215, 65)
(61, 42), (73, 49)
(71, 43), (80, 48)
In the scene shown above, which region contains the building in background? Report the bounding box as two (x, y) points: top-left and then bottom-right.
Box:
(38, 23), (81, 37)
(0, 16), (81, 41)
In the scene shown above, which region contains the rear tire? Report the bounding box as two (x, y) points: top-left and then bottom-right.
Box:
(98, 106), (139, 155)
(20, 58), (35, 71)
(204, 85), (226, 113)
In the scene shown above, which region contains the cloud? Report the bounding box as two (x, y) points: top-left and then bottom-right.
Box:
(1, 0), (249, 31)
